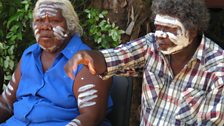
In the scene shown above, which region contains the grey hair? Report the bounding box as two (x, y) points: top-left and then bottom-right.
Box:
(33, 0), (83, 36)
(151, 0), (210, 33)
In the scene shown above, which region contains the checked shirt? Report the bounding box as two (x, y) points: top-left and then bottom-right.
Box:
(100, 33), (224, 126)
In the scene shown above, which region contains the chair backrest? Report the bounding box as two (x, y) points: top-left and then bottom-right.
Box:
(107, 76), (133, 126)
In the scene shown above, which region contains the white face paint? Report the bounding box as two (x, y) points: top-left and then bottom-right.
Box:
(66, 118), (81, 126)
(53, 26), (68, 40)
(36, 3), (61, 18)
(154, 14), (191, 54)
(33, 2), (68, 51)
(78, 84), (98, 109)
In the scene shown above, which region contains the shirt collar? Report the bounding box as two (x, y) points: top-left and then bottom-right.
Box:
(191, 34), (206, 63)
(25, 35), (84, 60)
(61, 35), (84, 59)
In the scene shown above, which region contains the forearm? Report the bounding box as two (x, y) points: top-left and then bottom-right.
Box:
(0, 82), (15, 122)
(0, 88), (14, 122)
(100, 36), (150, 79)
(66, 113), (103, 126)
(0, 99), (13, 122)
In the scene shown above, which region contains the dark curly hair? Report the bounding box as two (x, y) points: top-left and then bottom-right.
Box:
(151, 0), (209, 33)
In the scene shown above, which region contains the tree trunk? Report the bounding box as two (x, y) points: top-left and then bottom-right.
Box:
(90, 0), (152, 125)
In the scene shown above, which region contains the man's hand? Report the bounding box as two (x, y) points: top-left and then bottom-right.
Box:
(64, 50), (107, 80)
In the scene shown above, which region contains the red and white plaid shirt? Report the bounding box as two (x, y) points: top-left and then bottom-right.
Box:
(101, 33), (224, 126)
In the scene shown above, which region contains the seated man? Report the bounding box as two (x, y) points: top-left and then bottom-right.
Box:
(64, 0), (224, 125)
(0, 0), (112, 126)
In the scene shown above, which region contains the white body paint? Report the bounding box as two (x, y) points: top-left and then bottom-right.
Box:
(78, 84), (95, 92)
(66, 118), (81, 126)
(0, 101), (10, 111)
(154, 14), (191, 54)
(11, 73), (16, 83)
(1, 91), (12, 112)
(7, 83), (14, 91)
(5, 88), (11, 96)
(78, 84), (98, 109)
(4, 82), (14, 96)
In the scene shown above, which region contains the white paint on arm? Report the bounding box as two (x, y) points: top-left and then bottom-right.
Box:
(78, 84), (95, 92)
(66, 118), (81, 126)
(77, 84), (98, 109)
(0, 82), (14, 113)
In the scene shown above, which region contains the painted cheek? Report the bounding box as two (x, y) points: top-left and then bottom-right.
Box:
(53, 26), (67, 40)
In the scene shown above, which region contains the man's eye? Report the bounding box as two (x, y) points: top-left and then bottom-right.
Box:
(35, 18), (43, 22)
(155, 25), (162, 30)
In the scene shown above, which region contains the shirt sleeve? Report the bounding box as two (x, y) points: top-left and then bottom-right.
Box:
(100, 33), (155, 79)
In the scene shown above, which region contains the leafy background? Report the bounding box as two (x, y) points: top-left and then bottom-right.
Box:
(0, 0), (124, 86)
(0, 0), (224, 125)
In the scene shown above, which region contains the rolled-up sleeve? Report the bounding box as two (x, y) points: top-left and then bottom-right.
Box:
(100, 33), (154, 79)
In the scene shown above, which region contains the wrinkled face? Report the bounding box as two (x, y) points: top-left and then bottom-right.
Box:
(33, 3), (68, 53)
(154, 14), (191, 54)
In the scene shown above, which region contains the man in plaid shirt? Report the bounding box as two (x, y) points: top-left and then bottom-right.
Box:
(65, 0), (224, 125)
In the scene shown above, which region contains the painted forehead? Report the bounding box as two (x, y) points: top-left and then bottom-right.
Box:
(154, 14), (183, 29)
(36, 2), (64, 18)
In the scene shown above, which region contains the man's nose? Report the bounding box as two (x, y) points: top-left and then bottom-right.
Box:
(41, 14), (52, 30)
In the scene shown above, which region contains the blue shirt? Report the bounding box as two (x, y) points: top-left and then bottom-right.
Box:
(1, 35), (113, 126)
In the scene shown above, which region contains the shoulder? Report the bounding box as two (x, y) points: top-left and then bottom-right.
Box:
(69, 35), (91, 51)
(63, 35), (91, 58)
(202, 37), (224, 71)
(22, 43), (39, 57)
(203, 37), (224, 60)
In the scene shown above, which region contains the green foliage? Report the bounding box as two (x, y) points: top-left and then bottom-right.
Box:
(0, 0), (34, 85)
(82, 8), (124, 49)
(0, 1), (124, 87)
